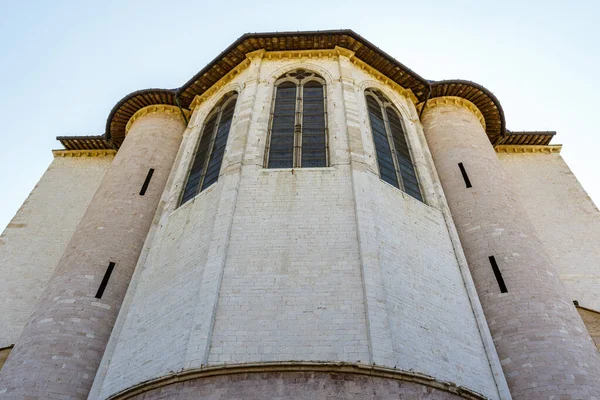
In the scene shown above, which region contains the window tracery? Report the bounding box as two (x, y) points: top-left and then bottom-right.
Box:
(180, 92), (238, 205)
(265, 69), (328, 168)
(365, 88), (423, 201)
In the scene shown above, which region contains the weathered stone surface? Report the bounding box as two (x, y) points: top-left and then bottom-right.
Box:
(0, 154), (113, 349)
(498, 151), (600, 312)
(91, 56), (504, 400)
(126, 371), (470, 400)
(422, 100), (600, 399)
(0, 110), (186, 399)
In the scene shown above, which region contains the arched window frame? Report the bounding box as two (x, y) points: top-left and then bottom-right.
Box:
(264, 69), (329, 168)
(365, 88), (423, 202)
(179, 92), (238, 205)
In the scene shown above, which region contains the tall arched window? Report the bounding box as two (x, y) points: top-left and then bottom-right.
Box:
(365, 89), (423, 201)
(265, 69), (328, 168)
(180, 92), (238, 205)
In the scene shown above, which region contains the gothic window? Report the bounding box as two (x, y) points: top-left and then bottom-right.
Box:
(365, 89), (423, 201)
(180, 92), (238, 205)
(265, 69), (328, 168)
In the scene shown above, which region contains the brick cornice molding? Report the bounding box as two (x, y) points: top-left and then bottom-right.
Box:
(494, 144), (562, 154)
(245, 48), (266, 61)
(190, 58), (252, 110)
(190, 47), (418, 110)
(418, 96), (486, 130)
(348, 56), (418, 104)
(105, 361), (487, 400)
(52, 149), (117, 158)
(125, 105), (191, 134)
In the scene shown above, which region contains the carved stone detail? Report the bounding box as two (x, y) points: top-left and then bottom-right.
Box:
(494, 144), (562, 154)
(190, 47), (418, 109)
(418, 96), (486, 130)
(189, 58), (252, 110)
(52, 149), (117, 158)
(125, 105), (191, 134)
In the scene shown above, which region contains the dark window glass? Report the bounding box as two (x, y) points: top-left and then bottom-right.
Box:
(367, 96), (399, 188)
(266, 71), (328, 168)
(202, 100), (236, 190)
(386, 107), (422, 201)
(301, 81), (326, 168)
(268, 82), (296, 168)
(365, 90), (423, 202)
(180, 93), (238, 205)
(181, 114), (217, 204)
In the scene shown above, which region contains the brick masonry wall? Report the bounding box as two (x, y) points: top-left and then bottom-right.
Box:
(422, 100), (600, 399)
(0, 154), (113, 349)
(0, 110), (186, 399)
(497, 152), (600, 312)
(93, 55), (503, 399)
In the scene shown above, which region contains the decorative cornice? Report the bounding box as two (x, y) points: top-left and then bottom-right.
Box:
(334, 45), (355, 59)
(105, 362), (487, 400)
(125, 105), (191, 134)
(263, 48), (339, 61)
(189, 58), (252, 110)
(246, 48), (266, 60)
(52, 149), (117, 158)
(418, 96), (486, 130)
(494, 144), (562, 154)
(349, 56), (419, 104)
(190, 47), (418, 110)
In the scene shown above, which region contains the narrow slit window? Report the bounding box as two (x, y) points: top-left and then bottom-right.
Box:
(180, 92), (238, 205)
(458, 163), (472, 188)
(488, 256), (508, 293)
(365, 88), (423, 201)
(266, 69), (328, 168)
(95, 262), (115, 299)
(139, 168), (155, 196)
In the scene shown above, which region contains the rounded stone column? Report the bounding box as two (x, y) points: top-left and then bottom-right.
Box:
(0, 106), (187, 399)
(421, 97), (600, 400)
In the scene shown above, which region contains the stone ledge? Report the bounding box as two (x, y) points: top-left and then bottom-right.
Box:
(125, 105), (191, 134)
(52, 149), (117, 158)
(105, 361), (488, 400)
(418, 96), (486, 130)
(494, 144), (562, 154)
(189, 47), (418, 110)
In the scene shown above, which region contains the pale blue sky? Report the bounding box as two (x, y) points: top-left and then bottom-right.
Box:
(0, 0), (598, 231)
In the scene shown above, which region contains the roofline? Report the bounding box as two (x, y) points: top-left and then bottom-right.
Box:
(58, 30), (536, 150)
(177, 30), (430, 96)
(430, 79), (506, 139)
(104, 88), (176, 141)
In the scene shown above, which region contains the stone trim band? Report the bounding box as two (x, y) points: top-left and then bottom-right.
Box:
(418, 96), (487, 131)
(52, 149), (117, 158)
(494, 144), (562, 154)
(189, 47), (418, 110)
(125, 105), (191, 134)
(105, 362), (487, 400)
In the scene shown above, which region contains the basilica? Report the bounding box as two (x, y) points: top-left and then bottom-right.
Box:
(1, 30), (599, 400)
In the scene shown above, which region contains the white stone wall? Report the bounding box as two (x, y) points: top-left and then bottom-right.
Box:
(0, 153), (112, 348)
(94, 55), (504, 399)
(498, 151), (600, 311)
